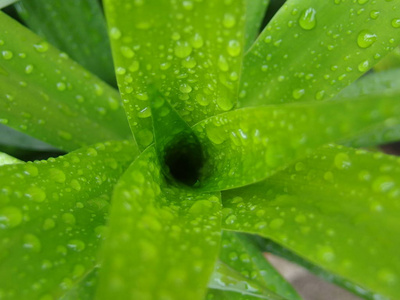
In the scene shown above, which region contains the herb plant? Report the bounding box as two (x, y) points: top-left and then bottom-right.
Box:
(1, 0), (400, 299)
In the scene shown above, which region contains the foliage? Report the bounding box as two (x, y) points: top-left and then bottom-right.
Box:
(0, 0), (400, 299)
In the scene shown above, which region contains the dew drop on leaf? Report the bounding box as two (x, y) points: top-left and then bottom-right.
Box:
(298, 7), (317, 30)
(0, 206), (23, 229)
(357, 30), (377, 48)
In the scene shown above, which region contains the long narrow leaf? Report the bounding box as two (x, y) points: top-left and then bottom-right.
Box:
(97, 147), (222, 300)
(15, 0), (115, 85)
(103, 0), (246, 149)
(0, 12), (131, 151)
(0, 141), (138, 299)
(239, 0), (400, 106)
(221, 145), (400, 299)
(193, 96), (400, 191)
(0, 151), (20, 165)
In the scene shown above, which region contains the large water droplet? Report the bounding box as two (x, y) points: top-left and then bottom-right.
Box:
(0, 206), (23, 229)
(299, 8), (317, 30)
(357, 30), (377, 48)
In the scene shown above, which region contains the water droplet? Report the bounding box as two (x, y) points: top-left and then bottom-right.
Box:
(223, 13), (236, 28)
(25, 64), (34, 74)
(67, 239), (85, 252)
(357, 30), (377, 48)
(26, 186), (46, 202)
(334, 152), (351, 169)
(179, 83), (192, 94)
(190, 33), (204, 49)
(120, 46), (134, 58)
(292, 88), (305, 99)
(23, 234), (41, 252)
(357, 0), (369, 4)
(227, 40), (241, 57)
(372, 176), (394, 193)
(217, 97), (234, 111)
(358, 59), (370, 72)
(225, 214), (237, 225)
(188, 200), (213, 215)
(299, 8), (317, 30)
(72, 264), (85, 279)
(33, 41), (49, 53)
(56, 82), (66, 91)
(70, 179), (81, 191)
(1, 50), (13, 60)
(49, 168), (66, 183)
(392, 18), (400, 28)
(62, 213), (76, 225)
(42, 218), (56, 230)
(218, 55), (229, 71)
(110, 27), (122, 39)
(370, 10), (380, 19)
(206, 125), (226, 144)
(0, 206), (23, 229)
(174, 41), (193, 58)
(269, 218), (284, 229)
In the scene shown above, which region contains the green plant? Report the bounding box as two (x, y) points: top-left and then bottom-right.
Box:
(0, 0), (400, 299)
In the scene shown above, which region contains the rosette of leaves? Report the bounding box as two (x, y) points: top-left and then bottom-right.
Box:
(1, 0), (400, 299)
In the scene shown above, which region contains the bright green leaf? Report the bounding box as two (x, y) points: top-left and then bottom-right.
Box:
(239, 0), (400, 106)
(15, 0), (116, 85)
(97, 147), (222, 300)
(0, 140), (138, 299)
(244, 0), (269, 51)
(193, 97), (400, 191)
(221, 145), (400, 299)
(0, 12), (131, 151)
(219, 232), (300, 300)
(103, 0), (246, 149)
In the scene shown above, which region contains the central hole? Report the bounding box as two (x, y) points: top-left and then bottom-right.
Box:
(163, 134), (204, 187)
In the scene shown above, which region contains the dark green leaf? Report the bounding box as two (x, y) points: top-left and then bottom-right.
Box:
(15, 0), (116, 85)
(0, 12), (131, 151)
(0, 141), (138, 299)
(221, 145), (400, 299)
(240, 0), (400, 106)
(97, 147), (222, 300)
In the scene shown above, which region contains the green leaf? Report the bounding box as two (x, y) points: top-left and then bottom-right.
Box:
(219, 232), (300, 300)
(0, 151), (20, 165)
(254, 237), (387, 300)
(193, 97), (400, 191)
(244, 0), (269, 51)
(0, 12), (131, 151)
(97, 146), (222, 300)
(0, 140), (138, 299)
(221, 144), (400, 299)
(335, 69), (400, 147)
(239, 0), (400, 106)
(206, 289), (277, 300)
(0, 0), (18, 9)
(208, 261), (285, 300)
(374, 46), (400, 72)
(15, 0), (116, 85)
(103, 0), (246, 149)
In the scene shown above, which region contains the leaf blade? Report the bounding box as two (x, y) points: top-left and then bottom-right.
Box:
(0, 140), (138, 299)
(221, 145), (400, 299)
(239, 0), (400, 106)
(0, 12), (131, 151)
(97, 146), (222, 300)
(103, 0), (246, 149)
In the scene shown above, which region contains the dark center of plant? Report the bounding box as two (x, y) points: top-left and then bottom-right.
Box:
(163, 133), (204, 187)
